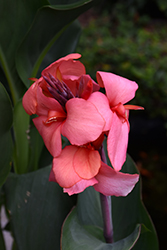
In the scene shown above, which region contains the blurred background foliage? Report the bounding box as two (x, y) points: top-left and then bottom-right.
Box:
(77, 0), (167, 249)
(77, 0), (167, 119)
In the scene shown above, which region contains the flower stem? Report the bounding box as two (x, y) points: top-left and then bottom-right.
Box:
(99, 144), (113, 243)
(100, 194), (113, 243)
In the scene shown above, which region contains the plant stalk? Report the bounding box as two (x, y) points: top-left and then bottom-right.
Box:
(100, 194), (113, 243)
(99, 144), (113, 243)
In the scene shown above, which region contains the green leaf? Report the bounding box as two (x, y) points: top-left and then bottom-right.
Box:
(0, 83), (13, 136)
(0, 133), (13, 188)
(102, 138), (159, 249)
(26, 125), (44, 172)
(61, 207), (141, 250)
(112, 155), (159, 250)
(38, 19), (82, 74)
(77, 185), (103, 228)
(4, 166), (76, 250)
(16, 0), (98, 87)
(0, 227), (6, 250)
(0, 0), (49, 103)
(13, 101), (30, 174)
(0, 83), (13, 187)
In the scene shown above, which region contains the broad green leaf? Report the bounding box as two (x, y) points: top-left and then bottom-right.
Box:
(16, 0), (99, 87)
(61, 207), (141, 250)
(13, 101), (30, 174)
(0, 227), (6, 250)
(0, 133), (13, 188)
(0, 83), (13, 136)
(102, 139), (159, 249)
(0, 0), (49, 103)
(77, 185), (103, 228)
(0, 83), (13, 187)
(38, 19), (82, 74)
(112, 155), (159, 250)
(4, 166), (76, 250)
(26, 125), (44, 172)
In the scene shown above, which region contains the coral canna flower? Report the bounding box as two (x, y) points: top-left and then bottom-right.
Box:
(22, 54), (105, 157)
(91, 71), (144, 171)
(49, 144), (139, 196)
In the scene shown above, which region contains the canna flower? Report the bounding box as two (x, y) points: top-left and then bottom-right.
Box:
(22, 54), (105, 157)
(49, 144), (139, 196)
(88, 71), (144, 171)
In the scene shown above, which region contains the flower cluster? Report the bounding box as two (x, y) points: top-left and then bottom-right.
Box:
(23, 54), (142, 196)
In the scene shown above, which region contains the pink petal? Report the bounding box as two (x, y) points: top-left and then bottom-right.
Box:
(33, 116), (62, 157)
(87, 92), (113, 131)
(49, 146), (81, 188)
(63, 178), (98, 195)
(124, 104), (144, 110)
(94, 162), (139, 196)
(62, 78), (78, 96)
(107, 113), (129, 171)
(62, 98), (105, 145)
(59, 60), (86, 78)
(56, 53), (82, 62)
(96, 71), (138, 106)
(77, 75), (93, 100)
(42, 53), (82, 78)
(22, 80), (40, 115)
(36, 86), (64, 116)
(74, 147), (101, 179)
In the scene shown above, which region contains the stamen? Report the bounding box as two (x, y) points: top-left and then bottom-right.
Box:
(42, 73), (75, 109)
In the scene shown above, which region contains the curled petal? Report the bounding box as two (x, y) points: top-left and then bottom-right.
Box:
(87, 92), (113, 131)
(33, 116), (62, 157)
(22, 80), (40, 115)
(107, 113), (129, 171)
(49, 146), (81, 188)
(59, 60), (86, 79)
(63, 178), (98, 196)
(42, 53), (83, 79)
(74, 147), (101, 179)
(62, 98), (105, 145)
(94, 162), (139, 196)
(96, 71), (138, 106)
(78, 75), (93, 100)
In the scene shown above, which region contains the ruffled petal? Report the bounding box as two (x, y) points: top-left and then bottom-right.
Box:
(59, 60), (86, 79)
(87, 92), (113, 131)
(62, 98), (105, 145)
(49, 146), (81, 188)
(94, 162), (139, 196)
(33, 116), (62, 157)
(96, 71), (138, 106)
(107, 113), (129, 171)
(74, 147), (101, 179)
(42, 53), (82, 78)
(56, 53), (82, 63)
(63, 178), (98, 195)
(22, 80), (39, 115)
(36, 86), (64, 116)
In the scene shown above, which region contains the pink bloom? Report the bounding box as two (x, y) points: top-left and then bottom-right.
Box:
(92, 71), (144, 171)
(22, 54), (104, 157)
(49, 145), (139, 196)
